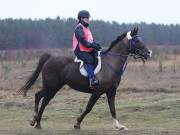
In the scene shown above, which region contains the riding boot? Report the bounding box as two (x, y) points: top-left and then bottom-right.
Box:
(86, 64), (99, 89)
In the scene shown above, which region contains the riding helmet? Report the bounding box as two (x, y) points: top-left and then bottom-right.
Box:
(78, 10), (90, 20)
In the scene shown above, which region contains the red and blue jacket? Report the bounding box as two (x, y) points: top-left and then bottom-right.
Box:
(73, 23), (94, 52)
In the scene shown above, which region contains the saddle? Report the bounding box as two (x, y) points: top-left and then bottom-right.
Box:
(74, 51), (102, 77)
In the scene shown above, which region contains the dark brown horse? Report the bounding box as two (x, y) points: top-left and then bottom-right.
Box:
(19, 27), (152, 130)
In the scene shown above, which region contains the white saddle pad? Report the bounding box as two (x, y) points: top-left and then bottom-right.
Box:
(74, 51), (102, 77)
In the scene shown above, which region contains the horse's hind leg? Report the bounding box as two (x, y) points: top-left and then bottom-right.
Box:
(30, 89), (45, 127)
(34, 89), (58, 129)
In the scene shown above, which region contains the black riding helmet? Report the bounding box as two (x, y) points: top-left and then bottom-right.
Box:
(78, 10), (90, 20)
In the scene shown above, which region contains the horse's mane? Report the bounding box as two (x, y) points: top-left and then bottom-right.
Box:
(103, 32), (127, 53)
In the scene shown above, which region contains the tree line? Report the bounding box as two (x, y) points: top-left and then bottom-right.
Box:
(0, 17), (179, 49)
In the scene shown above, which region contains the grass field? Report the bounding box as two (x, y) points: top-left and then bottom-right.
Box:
(0, 51), (180, 135)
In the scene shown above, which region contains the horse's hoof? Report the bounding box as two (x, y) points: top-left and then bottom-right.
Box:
(114, 125), (128, 131)
(35, 124), (42, 129)
(74, 124), (80, 129)
(119, 126), (128, 131)
(29, 119), (36, 126)
(112, 119), (128, 131)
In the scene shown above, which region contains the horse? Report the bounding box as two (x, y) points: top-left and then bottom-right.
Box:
(19, 27), (152, 130)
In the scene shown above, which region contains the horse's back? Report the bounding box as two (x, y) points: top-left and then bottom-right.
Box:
(41, 54), (74, 82)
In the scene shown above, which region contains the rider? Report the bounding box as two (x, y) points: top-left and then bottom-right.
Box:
(73, 10), (102, 89)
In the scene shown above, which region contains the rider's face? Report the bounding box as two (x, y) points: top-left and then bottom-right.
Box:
(81, 17), (90, 24)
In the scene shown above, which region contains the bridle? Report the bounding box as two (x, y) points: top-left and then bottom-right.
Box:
(128, 35), (147, 61)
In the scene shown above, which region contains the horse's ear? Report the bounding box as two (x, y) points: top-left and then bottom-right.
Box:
(131, 27), (138, 36)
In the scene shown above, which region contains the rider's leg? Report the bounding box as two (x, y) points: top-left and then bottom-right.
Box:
(86, 64), (94, 79)
(75, 50), (99, 88)
(85, 51), (99, 88)
(86, 64), (99, 88)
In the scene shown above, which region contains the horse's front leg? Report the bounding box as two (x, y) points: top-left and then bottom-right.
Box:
(106, 89), (128, 131)
(74, 92), (102, 129)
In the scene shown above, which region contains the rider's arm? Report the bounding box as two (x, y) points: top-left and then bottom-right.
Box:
(74, 26), (93, 48)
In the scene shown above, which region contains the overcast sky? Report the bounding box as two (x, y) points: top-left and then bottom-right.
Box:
(0, 0), (179, 24)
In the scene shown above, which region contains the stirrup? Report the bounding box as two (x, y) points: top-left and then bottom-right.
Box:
(89, 78), (99, 89)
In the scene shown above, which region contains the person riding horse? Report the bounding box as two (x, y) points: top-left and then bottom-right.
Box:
(73, 10), (102, 89)
(20, 26), (152, 130)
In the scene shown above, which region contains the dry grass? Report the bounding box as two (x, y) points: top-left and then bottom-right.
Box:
(0, 49), (180, 134)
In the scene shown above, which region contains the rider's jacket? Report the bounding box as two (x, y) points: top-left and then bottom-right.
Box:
(73, 23), (94, 52)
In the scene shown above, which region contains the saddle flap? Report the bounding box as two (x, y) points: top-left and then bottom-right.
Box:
(74, 51), (102, 77)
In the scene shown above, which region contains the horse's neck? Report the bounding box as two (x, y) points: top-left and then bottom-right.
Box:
(105, 41), (129, 72)
(110, 41), (129, 55)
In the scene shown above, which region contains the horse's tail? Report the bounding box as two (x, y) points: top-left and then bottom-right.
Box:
(18, 53), (51, 96)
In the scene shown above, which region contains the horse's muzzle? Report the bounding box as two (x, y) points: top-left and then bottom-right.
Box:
(138, 49), (152, 60)
(146, 49), (152, 58)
